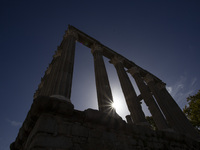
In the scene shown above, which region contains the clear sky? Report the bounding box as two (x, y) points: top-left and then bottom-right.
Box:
(1, 0), (200, 149)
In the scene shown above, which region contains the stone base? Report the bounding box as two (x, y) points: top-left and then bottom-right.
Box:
(11, 96), (200, 150)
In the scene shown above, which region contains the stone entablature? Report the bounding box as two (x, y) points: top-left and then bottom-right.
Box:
(10, 97), (200, 150)
(68, 25), (161, 82)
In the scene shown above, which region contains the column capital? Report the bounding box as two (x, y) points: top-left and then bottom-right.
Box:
(63, 29), (78, 39)
(109, 55), (124, 65)
(91, 43), (103, 54)
(144, 74), (155, 84)
(127, 66), (140, 75)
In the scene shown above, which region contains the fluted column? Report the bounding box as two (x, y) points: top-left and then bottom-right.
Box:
(110, 56), (147, 125)
(37, 29), (77, 101)
(128, 67), (169, 130)
(39, 46), (62, 97)
(144, 74), (200, 139)
(44, 47), (62, 96)
(91, 43), (119, 118)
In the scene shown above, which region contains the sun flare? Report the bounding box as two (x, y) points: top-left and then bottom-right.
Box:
(111, 100), (121, 111)
(111, 102), (117, 109)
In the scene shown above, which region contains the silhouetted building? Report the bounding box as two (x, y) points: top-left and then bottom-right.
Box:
(11, 25), (200, 150)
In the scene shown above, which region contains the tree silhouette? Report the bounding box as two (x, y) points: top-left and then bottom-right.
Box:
(183, 90), (200, 132)
(146, 116), (157, 130)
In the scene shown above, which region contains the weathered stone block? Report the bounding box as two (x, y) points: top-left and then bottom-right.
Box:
(72, 136), (87, 144)
(31, 148), (66, 150)
(30, 148), (45, 150)
(28, 133), (73, 149)
(57, 121), (72, 135)
(11, 105), (200, 150)
(102, 132), (116, 142)
(137, 139), (144, 147)
(31, 96), (74, 116)
(23, 112), (36, 132)
(89, 128), (103, 138)
(73, 144), (82, 150)
(33, 113), (57, 134)
(84, 108), (125, 130)
(18, 128), (28, 142)
(71, 123), (89, 137)
(127, 137), (137, 146)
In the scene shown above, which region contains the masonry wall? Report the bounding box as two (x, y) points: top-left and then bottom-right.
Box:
(11, 96), (200, 150)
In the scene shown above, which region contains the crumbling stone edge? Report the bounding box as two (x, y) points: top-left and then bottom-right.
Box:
(10, 96), (200, 150)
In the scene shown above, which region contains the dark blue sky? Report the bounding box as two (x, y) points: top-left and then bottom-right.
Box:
(1, 0), (200, 149)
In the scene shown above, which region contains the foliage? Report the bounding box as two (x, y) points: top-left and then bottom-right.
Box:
(146, 116), (157, 130)
(183, 90), (200, 131)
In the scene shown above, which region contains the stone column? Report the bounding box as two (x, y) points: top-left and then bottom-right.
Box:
(45, 47), (62, 96)
(38, 29), (77, 101)
(39, 46), (62, 97)
(91, 44), (119, 118)
(128, 67), (168, 130)
(144, 74), (200, 139)
(110, 56), (147, 125)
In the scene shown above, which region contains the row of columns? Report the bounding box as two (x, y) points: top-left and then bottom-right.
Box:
(91, 43), (199, 138)
(145, 76), (199, 138)
(110, 56), (147, 125)
(36, 29), (199, 139)
(128, 67), (169, 130)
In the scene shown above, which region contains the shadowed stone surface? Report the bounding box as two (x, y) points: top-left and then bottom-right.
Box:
(11, 97), (200, 150)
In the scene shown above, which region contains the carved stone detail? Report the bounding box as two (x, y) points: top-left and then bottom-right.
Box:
(127, 66), (140, 75)
(110, 55), (124, 65)
(63, 29), (78, 39)
(91, 43), (103, 54)
(144, 74), (155, 83)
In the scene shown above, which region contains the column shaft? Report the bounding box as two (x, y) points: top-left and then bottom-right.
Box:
(46, 53), (61, 95)
(145, 74), (200, 139)
(110, 57), (147, 124)
(38, 30), (77, 100)
(128, 67), (168, 130)
(92, 44), (118, 117)
(54, 33), (76, 98)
